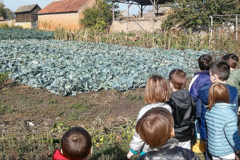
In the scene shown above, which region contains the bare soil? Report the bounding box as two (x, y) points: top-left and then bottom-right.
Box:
(0, 79), (205, 159)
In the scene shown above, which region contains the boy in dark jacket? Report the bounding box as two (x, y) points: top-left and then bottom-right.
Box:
(136, 107), (200, 160)
(189, 54), (213, 102)
(167, 69), (196, 150)
(197, 60), (238, 160)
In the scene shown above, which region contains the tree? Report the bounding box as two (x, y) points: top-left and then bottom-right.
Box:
(0, 3), (13, 19)
(162, 0), (240, 30)
(5, 8), (14, 19)
(0, 3), (7, 19)
(80, 0), (113, 30)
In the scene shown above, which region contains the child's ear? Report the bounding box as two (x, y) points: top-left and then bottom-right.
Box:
(170, 128), (175, 138)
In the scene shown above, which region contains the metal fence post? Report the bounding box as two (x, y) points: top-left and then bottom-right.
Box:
(210, 16), (213, 39)
(236, 14), (238, 41)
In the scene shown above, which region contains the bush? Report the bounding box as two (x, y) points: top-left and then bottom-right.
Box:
(0, 72), (8, 85)
(80, 0), (112, 31)
(162, 0), (240, 30)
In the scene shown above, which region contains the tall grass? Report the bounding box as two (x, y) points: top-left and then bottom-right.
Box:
(54, 27), (240, 55)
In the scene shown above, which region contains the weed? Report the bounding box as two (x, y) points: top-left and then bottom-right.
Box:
(125, 92), (143, 102)
(70, 100), (91, 111)
(38, 99), (43, 103)
(52, 121), (70, 133)
(49, 99), (58, 104)
(0, 72), (8, 85)
(0, 105), (5, 115)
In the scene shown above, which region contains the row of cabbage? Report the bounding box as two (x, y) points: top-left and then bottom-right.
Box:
(0, 28), (54, 40)
(0, 40), (216, 96)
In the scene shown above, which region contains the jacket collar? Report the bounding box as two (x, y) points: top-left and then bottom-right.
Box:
(194, 70), (209, 76)
(213, 103), (235, 109)
(155, 138), (179, 150)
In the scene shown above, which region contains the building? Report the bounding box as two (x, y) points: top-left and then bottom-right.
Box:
(38, 0), (96, 31)
(15, 4), (41, 29)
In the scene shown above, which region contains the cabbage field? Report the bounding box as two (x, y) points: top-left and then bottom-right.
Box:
(0, 39), (215, 96)
(0, 28), (54, 40)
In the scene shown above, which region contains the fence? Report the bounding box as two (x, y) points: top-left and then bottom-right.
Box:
(209, 14), (240, 40)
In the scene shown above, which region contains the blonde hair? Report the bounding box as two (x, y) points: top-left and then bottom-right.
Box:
(207, 83), (230, 110)
(144, 75), (170, 104)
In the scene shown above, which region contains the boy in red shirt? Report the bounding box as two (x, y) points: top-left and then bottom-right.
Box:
(53, 127), (92, 160)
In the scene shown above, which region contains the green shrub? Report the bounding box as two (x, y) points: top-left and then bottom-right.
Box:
(0, 72), (8, 85)
(162, 0), (240, 30)
(80, 0), (112, 30)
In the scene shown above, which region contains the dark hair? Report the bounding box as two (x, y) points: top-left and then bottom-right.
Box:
(136, 107), (174, 148)
(221, 53), (239, 69)
(144, 75), (170, 104)
(169, 69), (186, 90)
(208, 83), (229, 110)
(61, 127), (92, 159)
(210, 61), (230, 81)
(198, 54), (213, 71)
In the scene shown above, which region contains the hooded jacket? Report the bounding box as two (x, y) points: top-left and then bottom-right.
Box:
(167, 90), (196, 142)
(197, 83), (238, 140)
(137, 138), (200, 160)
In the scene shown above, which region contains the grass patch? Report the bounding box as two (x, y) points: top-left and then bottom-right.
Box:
(125, 91), (143, 102)
(70, 98), (91, 111)
(1, 117), (136, 159)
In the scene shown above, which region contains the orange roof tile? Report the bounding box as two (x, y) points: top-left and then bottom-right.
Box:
(38, 0), (90, 14)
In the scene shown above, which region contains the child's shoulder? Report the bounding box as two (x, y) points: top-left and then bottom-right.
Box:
(138, 103), (171, 120)
(231, 69), (240, 77)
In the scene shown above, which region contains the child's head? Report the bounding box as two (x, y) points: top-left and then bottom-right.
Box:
(169, 69), (186, 91)
(144, 75), (169, 104)
(221, 53), (239, 69)
(210, 60), (230, 83)
(61, 127), (92, 160)
(208, 83), (229, 110)
(198, 54), (213, 71)
(136, 107), (174, 148)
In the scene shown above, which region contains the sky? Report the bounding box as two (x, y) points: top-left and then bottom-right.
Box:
(3, 0), (150, 15)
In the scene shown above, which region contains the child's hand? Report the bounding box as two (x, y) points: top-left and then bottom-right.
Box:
(127, 150), (134, 159)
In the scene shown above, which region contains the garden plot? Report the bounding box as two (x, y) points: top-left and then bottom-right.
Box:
(0, 39), (215, 96)
(0, 28), (54, 40)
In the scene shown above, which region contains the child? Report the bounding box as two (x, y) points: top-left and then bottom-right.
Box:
(167, 69), (195, 150)
(222, 53), (240, 103)
(189, 54), (213, 101)
(136, 107), (200, 160)
(127, 75), (172, 159)
(197, 60), (238, 160)
(53, 127), (92, 160)
(205, 83), (240, 160)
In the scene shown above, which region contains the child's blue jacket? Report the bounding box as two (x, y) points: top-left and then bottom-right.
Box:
(205, 103), (240, 156)
(189, 70), (211, 102)
(196, 83), (238, 140)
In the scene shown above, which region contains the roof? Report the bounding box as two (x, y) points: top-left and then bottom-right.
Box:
(109, 0), (172, 6)
(15, 4), (40, 13)
(38, 0), (90, 15)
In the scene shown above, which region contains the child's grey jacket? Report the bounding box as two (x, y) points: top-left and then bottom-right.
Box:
(129, 103), (172, 154)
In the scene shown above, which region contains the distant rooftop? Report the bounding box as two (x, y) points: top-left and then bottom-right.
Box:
(38, 0), (89, 14)
(15, 4), (40, 13)
(109, 0), (172, 6)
